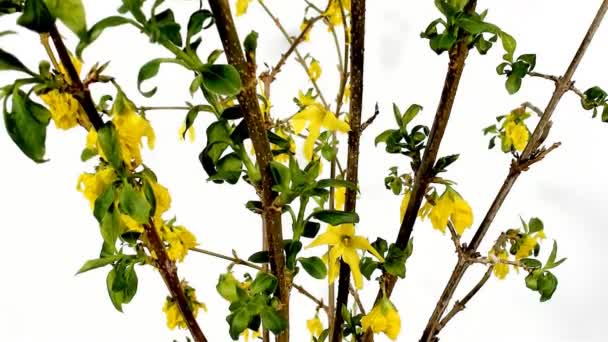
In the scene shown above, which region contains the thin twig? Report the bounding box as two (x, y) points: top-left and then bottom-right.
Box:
(529, 71), (584, 98)
(436, 266), (493, 332)
(349, 283), (366, 315)
(521, 102), (544, 117)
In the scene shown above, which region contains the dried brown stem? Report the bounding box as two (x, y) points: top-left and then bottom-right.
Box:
(420, 2), (607, 340)
(331, 0), (366, 339)
(208, 2), (290, 341)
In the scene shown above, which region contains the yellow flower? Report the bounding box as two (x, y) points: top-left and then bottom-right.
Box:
(492, 250), (510, 279)
(77, 167), (116, 208)
(300, 20), (311, 41)
(343, 83), (351, 104)
(111, 98), (155, 170)
(399, 191), (411, 223)
(324, 0), (350, 29)
(361, 297), (401, 340)
(178, 123), (196, 143)
(291, 92), (350, 160)
(334, 186), (346, 210)
(425, 189), (473, 235)
(151, 181), (171, 219)
(307, 224), (383, 289)
(120, 214), (143, 233)
(241, 329), (261, 342)
(307, 59), (322, 81)
(236, 0), (252, 16)
(307, 316), (324, 339)
(40, 90), (90, 130)
(162, 283), (206, 330)
(162, 224), (198, 262)
(515, 232), (544, 260)
(504, 121), (529, 151)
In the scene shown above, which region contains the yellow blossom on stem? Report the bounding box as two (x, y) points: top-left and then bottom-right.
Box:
(111, 93), (155, 170)
(324, 0), (351, 29)
(235, 0), (252, 16)
(504, 121), (529, 151)
(307, 315), (323, 339)
(161, 224), (198, 262)
(307, 224), (383, 289)
(120, 213), (143, 233)
(291, 91), (350, 160)
(423, 188), (473, 235)
(307, 59), (322, 82)
(77, 167), (116, 208)
(300, 20), (311, 41)
(492, 250), (510, 279)
(151, 180), (171, 219)
(162, 283), (206, 330)
(241, 329), (261, 342)
(361, 297), (401, 340)
(515, 231), (544, 260)
(273, 128), (296, 163)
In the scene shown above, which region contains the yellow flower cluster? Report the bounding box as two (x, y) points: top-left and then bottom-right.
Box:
(307, 223), (383, 289)
(160, 224), (198, 262)
(420, 189), (473, 235)
(491, 250), (510, 279)
(361, 297), (401, 340)
(515, 231), (545, 260)
(162, 283), (207, 330)
(39, 58), (91, 130)
(501, 111), (529, 152)
(307, 59), (322, 82)
(112, 99), (156, 170)
(291, 91), (350, 160)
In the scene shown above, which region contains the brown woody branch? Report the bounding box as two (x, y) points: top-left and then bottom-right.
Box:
(49, 23), (208, 342)
(207, 2), (290, 341)
(420, 2), (608, 340)
(529, 71), (584, 98)
(48, 25), (104, 131)
(363, 4), (478, 340)
(331, 0), (367, 340)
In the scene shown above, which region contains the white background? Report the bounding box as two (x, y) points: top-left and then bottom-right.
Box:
(1, 0), (607, 341)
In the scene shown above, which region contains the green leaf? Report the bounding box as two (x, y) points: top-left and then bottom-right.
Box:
(137, 58), (181, 97)
(284, 240), (302, 270)
(149, 9), (182, 46)
(76, 254), (123, 274)
(244, 30), (258, 54)
(210, 152), (242, 184)
(519, 258), (542, 270)
(97, 122), (123, 170)
(0, 49), (33, 74)
(17, 0), (55, 33)
(250, 272), (278, 295)
(528, 217), (544, 234)
(537, 271), (558, 302)
(248, 251), (270, 263)
(505, 73), (522, 94)
(200, 64), (242, 96)
(525, 272), (538, 290)
(402, 104), (423, 127)
(455, 16), (499, 35)
(310, 210), (359, 225)
(260, 307), (287, 334)
(106, 268), (124, 312)
(3, 89), (51, 163)
(100, 208), (120, 249)
(316, 179), (357, 191)
(270, 160), (291, 191)
(229, 308), (254, 340)
(186, 9), (213, 44)
(118, 184), (151, 224)
(93, 185), (115, 223)
(544, 240), (567, 270)
(371, 238), (389, 258)
(299, 257), (327, 279)
(375, 129), (397, 146)
(360, 256), (379, 280)
(221, 105), (244, 120)
(44, 0), (87, 37)
(384, 243), (410, 278)
(217, 272), (241, 303)
(499, 31), (517, 62)
(302, 221), (321, 238)
(77, 16), (131, 58)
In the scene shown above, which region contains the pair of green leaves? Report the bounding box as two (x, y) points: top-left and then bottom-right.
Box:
(17, 0), (86, 37)
(496, 53), (537, 94)
(580, 86), (608, 122)
(361, 238), (414, 280)
(523, 241), (565, 302)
